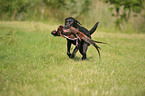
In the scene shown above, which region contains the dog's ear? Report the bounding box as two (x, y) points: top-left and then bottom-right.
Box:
(75, 19), (82, 25)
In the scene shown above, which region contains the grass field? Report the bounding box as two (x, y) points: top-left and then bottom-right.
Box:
(0, 21), (145, 96)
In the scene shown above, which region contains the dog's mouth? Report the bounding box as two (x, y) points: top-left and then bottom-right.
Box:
(64, 24), (72, 29)
(64, 25), (70, 29)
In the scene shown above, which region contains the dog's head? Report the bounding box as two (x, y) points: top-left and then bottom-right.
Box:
(64, 17), (81, 29)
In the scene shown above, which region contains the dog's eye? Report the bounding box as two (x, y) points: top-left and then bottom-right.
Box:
(66, 20), (71, 23)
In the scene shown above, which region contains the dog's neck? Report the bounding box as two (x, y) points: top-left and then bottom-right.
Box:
(73, 24), (81, 29)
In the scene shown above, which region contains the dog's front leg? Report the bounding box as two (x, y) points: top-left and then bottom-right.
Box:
(70, 40), (79, 59)
(70, 45), (79, 59)
(67, 39), (72, 57)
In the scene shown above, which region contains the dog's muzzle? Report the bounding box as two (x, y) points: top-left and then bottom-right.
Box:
(64, 25), (71, 29)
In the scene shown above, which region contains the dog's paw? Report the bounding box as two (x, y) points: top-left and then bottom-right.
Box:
(67, 52), (71, 57)
(81, 57), (87, 60)
(70, 54), (75, 59)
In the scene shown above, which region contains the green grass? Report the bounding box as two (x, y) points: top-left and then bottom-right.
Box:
(0, 21), (145, 96)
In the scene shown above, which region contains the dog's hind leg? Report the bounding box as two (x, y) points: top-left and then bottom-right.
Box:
(79, 42), (88, 60)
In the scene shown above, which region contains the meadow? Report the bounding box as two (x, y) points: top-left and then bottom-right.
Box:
(0, 21), (145, 96)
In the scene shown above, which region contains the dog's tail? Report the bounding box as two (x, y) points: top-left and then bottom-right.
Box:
(89, 22), (99, 35)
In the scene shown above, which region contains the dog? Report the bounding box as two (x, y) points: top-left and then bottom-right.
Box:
(64, 17), (99, 60)
(52, 17), (99, 60)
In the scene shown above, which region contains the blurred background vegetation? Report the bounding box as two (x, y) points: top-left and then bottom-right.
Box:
(0, 0), (144, 33)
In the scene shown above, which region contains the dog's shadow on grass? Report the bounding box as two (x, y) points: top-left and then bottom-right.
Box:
(73, 56), (93, 61)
